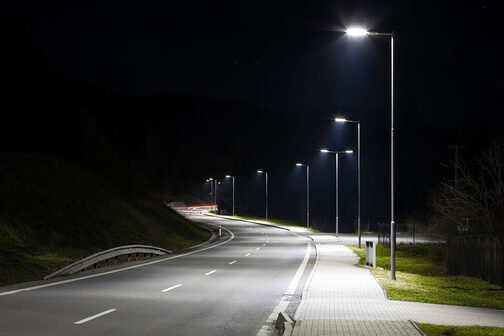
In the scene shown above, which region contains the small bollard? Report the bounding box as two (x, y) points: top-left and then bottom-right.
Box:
(219, 226), (222, 237)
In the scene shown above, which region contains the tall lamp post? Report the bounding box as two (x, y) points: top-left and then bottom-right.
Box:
(206, 179), (213, 205)
(346, 27), (396, 280)
(296, 163), (310, 228)
(225, 175), (235, 216)
(257, 170), (268, 221)
(335, 117), (361, 248)
(320, 149), (354, 237)
(207, 178), (217, 210)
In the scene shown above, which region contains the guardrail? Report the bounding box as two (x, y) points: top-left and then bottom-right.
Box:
(44, 245), (172, 280)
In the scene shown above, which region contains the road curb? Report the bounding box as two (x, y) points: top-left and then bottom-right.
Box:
(275, 312), (295, 336)
(204, 213), (293, 231)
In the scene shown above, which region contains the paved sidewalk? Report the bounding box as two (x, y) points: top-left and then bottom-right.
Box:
(291, 236), (504, 336)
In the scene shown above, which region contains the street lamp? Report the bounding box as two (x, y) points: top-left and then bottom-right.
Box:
(296, 163), (310, 228)
(320, 149), (354, 238)
(335, 117), (362, 248)
(346, 26), (396, 280)
(225, 175), (235, 216)
(257, 170), (268, 221)
(207, 178), (216, 208)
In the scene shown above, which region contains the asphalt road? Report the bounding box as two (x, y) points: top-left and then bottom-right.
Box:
(0, 215), (312, 336)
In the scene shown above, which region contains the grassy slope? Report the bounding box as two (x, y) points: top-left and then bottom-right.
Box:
(234, 215), (321, 233)
(349, 244), (504, 309)
(0, 148), (209, 286)
(420, 324), (504, 336)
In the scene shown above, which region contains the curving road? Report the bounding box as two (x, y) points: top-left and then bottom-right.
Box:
(0, 215), (313, 336)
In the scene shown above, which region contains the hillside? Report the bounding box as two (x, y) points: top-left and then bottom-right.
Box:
(0, 148), (210, 286)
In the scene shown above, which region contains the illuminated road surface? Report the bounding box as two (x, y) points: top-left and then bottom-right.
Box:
(0, 215), (313, 336)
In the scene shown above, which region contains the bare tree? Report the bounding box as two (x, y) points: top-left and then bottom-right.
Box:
(429, 141), (504, 238)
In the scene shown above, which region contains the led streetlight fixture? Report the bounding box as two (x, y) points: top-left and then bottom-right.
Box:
(296, 163), (303, 166)
(345, 150), (354, 153)
(257, 170), (263, 173)
(346, 27), (368, 37)
(335, 118), (348, 123)
(320, 149), (329, 153)
(225, 175), (231, 178)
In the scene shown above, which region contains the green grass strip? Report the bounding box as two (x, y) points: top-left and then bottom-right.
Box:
(349, 244), (504, 310)
(420, 323), (504, 336)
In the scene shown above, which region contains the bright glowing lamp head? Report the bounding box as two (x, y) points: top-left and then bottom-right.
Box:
(320, 149), (329, 153)
(206, 179), (209, 182)
(335, 117), (348, 123)
(345, 150), (354, 153)
(257, 170), (263, 174)
(208, 177), (214, 180)
(296, 163), (303, 166)
(346, 27), (368, 37)
(225, 175), (231, 178)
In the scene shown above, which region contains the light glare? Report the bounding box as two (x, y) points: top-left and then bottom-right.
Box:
(346, 27), (368, 37)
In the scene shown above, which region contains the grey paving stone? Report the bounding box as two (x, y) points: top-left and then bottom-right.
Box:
(291, 238), (504, 336)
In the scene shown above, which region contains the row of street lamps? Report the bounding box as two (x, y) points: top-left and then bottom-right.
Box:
(206, 26), (397, 280)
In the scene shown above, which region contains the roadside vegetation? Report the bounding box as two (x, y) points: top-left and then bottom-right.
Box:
(0, 148), (210, 286)
(349, 244), (504, 309)
(233, 215), (321, 233)
(420, 323), (504, 336)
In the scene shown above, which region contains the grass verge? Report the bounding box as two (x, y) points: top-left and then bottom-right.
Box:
(349, 244), (504, 309)
(420, 323), (504, 336)
(234, 216), (321, 233)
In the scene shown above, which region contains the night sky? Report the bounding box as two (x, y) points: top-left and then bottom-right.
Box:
(3, 0), (503, 232)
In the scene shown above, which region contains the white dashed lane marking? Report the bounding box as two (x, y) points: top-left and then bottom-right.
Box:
(205, 270), (217, 276)
(74, 309), (116, 325)
(244, 253), (251, 257)
(229, 260), (237, 265)
(161, 284), (182, 293)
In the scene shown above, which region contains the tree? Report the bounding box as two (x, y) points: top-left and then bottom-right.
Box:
(429, 141), (504, 238)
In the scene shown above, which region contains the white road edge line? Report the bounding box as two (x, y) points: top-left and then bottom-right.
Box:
(205, 270), (217, 276)
(161, 284), (182, 293)
(244, 253), (251, 257)
(229, 260), (237, 264)
(256, 242), (312, 336)
(74, 309), (116, 325)
(0, 221), (235, 297)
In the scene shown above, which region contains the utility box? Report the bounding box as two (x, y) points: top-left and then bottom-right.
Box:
(365, 241), (377, 268)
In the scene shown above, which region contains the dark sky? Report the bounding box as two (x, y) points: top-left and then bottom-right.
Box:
(5, 0), (501, 110)
(3, 0), (504, 231)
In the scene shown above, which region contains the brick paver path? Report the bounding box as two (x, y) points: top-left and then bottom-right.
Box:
(291, 237), (504, 336)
